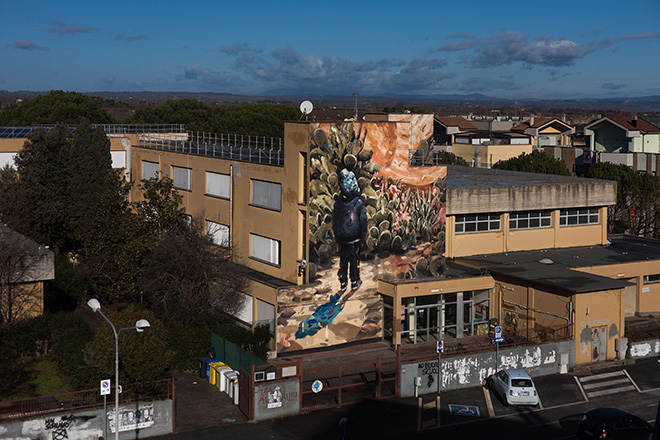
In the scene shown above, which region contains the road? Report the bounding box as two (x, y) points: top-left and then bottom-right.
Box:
(152, 357), (660, 440)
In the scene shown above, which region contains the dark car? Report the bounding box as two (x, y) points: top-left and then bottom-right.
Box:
(576, 408), (653, 439)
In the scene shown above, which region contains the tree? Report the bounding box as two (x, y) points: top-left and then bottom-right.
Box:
(433, 151), (469, 166)
(128, 100), (299, 138)
(0, 90), (114, 125)
(583, 162), (660, 237)
(1, 120), (119, 253)
(139, 216), (248, 326)
(493, 150), (571, 176)
(6, 125), (71, 251)
(0, 225), (52, 327)
(84, 305), (173, 383)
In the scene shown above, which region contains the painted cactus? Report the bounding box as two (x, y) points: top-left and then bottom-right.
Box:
(308, 122), (446, 279)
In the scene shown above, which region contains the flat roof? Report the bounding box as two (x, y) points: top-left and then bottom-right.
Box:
(446, 165), (602, 189)
(453, 235), (660, 295)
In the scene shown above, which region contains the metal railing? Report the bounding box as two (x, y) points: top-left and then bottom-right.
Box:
(0, 378), (172, 421)
(0, 124), (186, 138)
(138, 131), (284, 167)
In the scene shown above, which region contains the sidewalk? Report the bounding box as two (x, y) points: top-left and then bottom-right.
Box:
(172, 372), (248, 432)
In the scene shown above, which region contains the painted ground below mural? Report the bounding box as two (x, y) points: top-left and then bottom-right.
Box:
(277, 243), (447, 352)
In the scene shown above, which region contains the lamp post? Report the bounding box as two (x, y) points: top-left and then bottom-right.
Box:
(87, 299), (150, 440)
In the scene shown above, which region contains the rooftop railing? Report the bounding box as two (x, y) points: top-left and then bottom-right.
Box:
(138, 131), (284, 167)
(0, 124), (186, 138)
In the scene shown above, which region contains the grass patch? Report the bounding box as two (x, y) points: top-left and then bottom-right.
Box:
(7, 359), (73, 400)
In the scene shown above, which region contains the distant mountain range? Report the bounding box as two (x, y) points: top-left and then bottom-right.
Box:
(2, 90), (660, 113)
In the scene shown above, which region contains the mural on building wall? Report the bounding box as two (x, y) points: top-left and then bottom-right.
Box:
(276, 120), (446, 352)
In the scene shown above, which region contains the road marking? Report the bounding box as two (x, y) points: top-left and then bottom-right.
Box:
(622, 369), (642, 393)
(578, 370), (625, 382)
(482, 386), (494, 418)
(581, 378), (631, 389)
(586, 385), (636, 397)
(574, 375), (589, 402)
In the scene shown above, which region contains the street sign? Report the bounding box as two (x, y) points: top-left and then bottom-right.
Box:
(436, 340), (444, 353)
(495, 326), (502, 339)
(311, 380), (323, 393)
(492, 337), (504, 344)
(100, 379), (111, 396)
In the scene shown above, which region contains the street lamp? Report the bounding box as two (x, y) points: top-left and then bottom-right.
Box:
(87, 298), (150, 440)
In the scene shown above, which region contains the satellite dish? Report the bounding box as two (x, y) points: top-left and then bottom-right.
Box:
(300, 100), (314, 116)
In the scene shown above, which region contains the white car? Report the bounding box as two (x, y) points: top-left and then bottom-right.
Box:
(487, 369), (539, 406)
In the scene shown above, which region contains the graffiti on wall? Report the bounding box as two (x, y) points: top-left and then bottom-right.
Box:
(108, 404), (154, 433)
(415, 346), (560, 390)
(44, 414), (95, 440)
(276, 119), (446, 352)
(256, 383), (298, 409)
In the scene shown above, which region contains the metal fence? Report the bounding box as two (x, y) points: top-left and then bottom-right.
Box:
(0, 378), (172, 421)
(300, 357), (398, 412)
(138, 131), (284, 166)
(0, 124), (186, 138)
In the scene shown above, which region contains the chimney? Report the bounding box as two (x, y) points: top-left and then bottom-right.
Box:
(632, 115), (638, 127)
(529, 116), (534, 126)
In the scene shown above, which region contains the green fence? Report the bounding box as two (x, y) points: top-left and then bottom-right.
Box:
(211, 333), (267, 372)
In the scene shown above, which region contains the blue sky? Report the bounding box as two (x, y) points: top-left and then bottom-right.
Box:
(2, 0), (660, 99)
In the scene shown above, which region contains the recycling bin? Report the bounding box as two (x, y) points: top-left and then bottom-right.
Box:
(198, 357), (209, 378)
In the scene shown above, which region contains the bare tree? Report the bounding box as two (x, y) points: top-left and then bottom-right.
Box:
(139, 216), (249, 326)
(0, 225), (54, 327)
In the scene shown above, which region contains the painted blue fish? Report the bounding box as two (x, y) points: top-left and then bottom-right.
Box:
(295, 293), (344, 339)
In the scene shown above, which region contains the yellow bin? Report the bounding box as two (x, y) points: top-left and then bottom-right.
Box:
(208, 362), (226, 386)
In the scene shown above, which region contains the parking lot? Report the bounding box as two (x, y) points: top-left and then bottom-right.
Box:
(423, 357), (660, 429)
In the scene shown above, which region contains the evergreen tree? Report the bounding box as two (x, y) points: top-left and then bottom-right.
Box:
(493, 150), (571, 176)
(67, 119), (115, 250)
(9, 125), (71, 251)
(0, 91), (114, 125)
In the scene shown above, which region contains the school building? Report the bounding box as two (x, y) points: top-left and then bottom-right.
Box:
(2, 115), (660, 366)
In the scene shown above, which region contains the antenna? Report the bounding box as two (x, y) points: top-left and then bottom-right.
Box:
(299, 100), (314, 121)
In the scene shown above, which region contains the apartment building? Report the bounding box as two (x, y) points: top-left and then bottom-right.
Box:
(2, 117), (660, 366)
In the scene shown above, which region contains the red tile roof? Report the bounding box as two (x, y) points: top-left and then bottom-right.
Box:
(435, 116), (476, 130)
(605, 116), (660, 133)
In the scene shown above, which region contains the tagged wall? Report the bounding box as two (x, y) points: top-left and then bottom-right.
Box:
(400, 340), (574, 397)
(0, 400), (172, 440)
(253, 378), (300, 421)
(629, 338), (660, 359)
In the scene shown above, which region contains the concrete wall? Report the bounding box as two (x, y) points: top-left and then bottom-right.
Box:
(253, 378), (300, 421)
(629, 338), (660, 359)
(400, 340), (574, 397)
(0, 400), (172, 440)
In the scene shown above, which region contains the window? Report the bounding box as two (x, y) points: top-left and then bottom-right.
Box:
(559, 207), (599, 226)
(250, 233), (280, 266)
(172, 166), (192, 191)
(207, 221), (229, 246)
(644, 274), (660, 284)
(206, 172), (231, 199)
(251, 179), (282, 211)
(509, 210), (552, 230)
(142, 160), (159, 180)
(455, 213), (501, 233)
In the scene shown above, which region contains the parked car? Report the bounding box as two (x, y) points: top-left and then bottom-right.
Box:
(576, 407), (653, 439)
(486, 368), (539, 406)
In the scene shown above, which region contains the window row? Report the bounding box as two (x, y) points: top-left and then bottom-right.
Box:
(455, 208), (600, 234)
(141, 161), (282, 211)
(204, 220), (281, 266)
